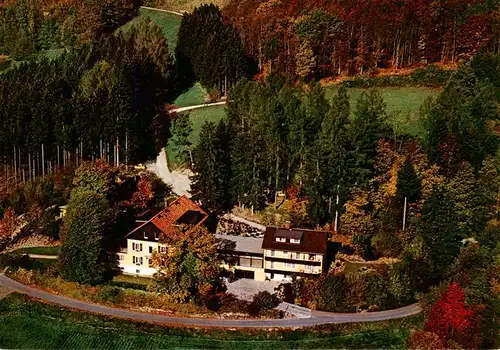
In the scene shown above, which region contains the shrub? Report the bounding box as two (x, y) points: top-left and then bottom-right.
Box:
(98, 286), (124, 303)
(372, 231), (403, 258)
(275, 283), (294, 303)
(293, 277), (319, 309)
(317, 274), (348, 312)
(341, 65), (453, 88)
(0, 253), (34, 270)
(217, 294), (249, 314)
(364, 273), (390, 310)
(248, 291), (280, 316)
(345, 273), (366, 311)
(408, 330), (445, 350)
(45, 262), (60, 277)
(11, 268), (38, 284)
(388, 262), (414, 306)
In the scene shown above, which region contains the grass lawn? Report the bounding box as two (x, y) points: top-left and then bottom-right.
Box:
(174, 83), (209, 107)
(107, 274), (153, 291)
(0, 293), (420, 349)
(325, 86), (441, 137)
(117, 8), (182, 54)
(154, 0), (231, 12)
(14, 246), (60, 256)
(167, 104), (226, 168)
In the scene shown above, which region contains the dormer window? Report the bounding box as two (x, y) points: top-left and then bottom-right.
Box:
(154, 232), (159, 241)
(290, 238), (300, 244)
(144, 232), (148, 239)
(275, 237), (286, 242)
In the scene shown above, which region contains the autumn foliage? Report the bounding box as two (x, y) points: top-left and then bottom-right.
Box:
(0, 207), (20, 248)
(129, 176), (154, 211)
(224, 0), (499, 78)
(425, 283), (478, 348)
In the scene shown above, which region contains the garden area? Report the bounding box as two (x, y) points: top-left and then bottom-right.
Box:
(12, 246), (60, 256)
(324, 86), (440, 137)
(117, 7), (182, 54)
(0, 293), (421, 349)
(167, 104), (226, 168)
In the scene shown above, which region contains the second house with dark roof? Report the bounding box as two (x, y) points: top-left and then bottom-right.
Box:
(261, 227), (329, 281)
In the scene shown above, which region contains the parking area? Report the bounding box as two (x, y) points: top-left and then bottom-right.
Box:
(226, 278), (282, 301)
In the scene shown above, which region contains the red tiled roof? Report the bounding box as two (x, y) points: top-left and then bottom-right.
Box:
(126, 196), (208, 241)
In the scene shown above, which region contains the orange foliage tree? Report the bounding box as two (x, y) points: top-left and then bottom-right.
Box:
(0, 207), (20, 249)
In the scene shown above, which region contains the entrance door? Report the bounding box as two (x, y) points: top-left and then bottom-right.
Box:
(234, 269), (255, 280)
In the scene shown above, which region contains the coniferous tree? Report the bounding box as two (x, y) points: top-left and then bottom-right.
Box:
(58, 188), (111, 284)
(170, 113), (193, 166)
(347, 90), (390, 188)
(190, 120), (232, 214)
(418, 186), (461, 280)
(307, 86), (350, 226)
(447, 162), (487, 237)
(397, 159), (422, 231)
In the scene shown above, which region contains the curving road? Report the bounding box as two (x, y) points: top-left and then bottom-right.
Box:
(169, 101), (227, 114)
(0, 274), (421, 328)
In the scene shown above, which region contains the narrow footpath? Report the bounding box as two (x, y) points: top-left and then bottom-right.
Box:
(0, 274), (421, 328)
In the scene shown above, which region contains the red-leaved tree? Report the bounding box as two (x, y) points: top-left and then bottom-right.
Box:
(425, 282), (478, 347)
(130, 176), (154, 211)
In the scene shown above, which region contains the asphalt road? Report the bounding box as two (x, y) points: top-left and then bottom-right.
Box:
(0, 274), (421, 328)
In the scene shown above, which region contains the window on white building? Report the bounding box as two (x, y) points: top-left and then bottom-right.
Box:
(271, 250), (275, 257)
(132, 243), (143, 252)
(159, 246), (167, 253)
(285, 262), (295, 269)
(118, 255), (124, 261)
(149, 246), (153, 254)
(270, 261), (275, 268)
(295, 252), (300, 259)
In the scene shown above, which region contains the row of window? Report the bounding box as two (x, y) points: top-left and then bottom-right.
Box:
(133, 256), (154, 267)
(143, 232), (160, 240)
(275, 237), (300, 244)
(131, 243), (167, 254)
(268, 261), (318, 272)
(269, 250), (317, 260)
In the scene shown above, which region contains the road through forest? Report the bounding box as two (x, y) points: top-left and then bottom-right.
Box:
(0, 274), (421, 328)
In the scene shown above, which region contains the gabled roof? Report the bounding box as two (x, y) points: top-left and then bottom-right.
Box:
(125, 196), (208, 241)
(262, 227), (328, 254)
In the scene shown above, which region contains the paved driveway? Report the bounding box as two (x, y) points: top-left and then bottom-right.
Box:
(226, 279), (281, 301)
(0, 274), (421, 328)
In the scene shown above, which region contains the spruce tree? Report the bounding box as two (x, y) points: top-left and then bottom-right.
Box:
(190, 120), (232, 214)
(447, 162), (486, 237)
(419, 186), (461, 280)
(348, 89), (389, 188)
(307, 86), (350, 226)
(397, 159), (421, 231)
(58, 188), (111, 285)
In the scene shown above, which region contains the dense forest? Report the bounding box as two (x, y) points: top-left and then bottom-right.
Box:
(0, 0), (140, 59)
(0, 18), (176, 185)
(191, 52), (500, 235)
(175, 4), (254, 94)
(190, 53), (500, 348)
(223, 0), (500, 79)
